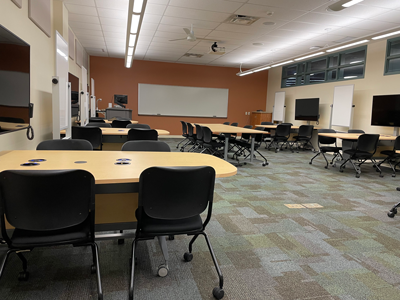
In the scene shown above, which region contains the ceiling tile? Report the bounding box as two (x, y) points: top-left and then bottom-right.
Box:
(236, 4), (307, 20)
(294, 12), (362, 27)
(69, 13), (100, 24)
(348, 19), (399, 31)
(278, 22), (340, 34)
(64, 0), (95, 6)
(314, 2), (390, 18)
(143, 14), (163, 24)
(100, 17), (127, 27)
(73, 29), (104, 37)
(164, 6), (231, 23)
(148, 0), (169, 4)
(97, 7), (128, 19)
(65, 4), (98, 16)
(360, 0), (400, 9)
(145, 3), (167, 15)
(160, 16), (220, 30)
(95, 0), (128, 10)
(369, 10), (400, 24)
(248, 0), (330, 11)
(169, 0), (243, 14)
(102, 25), (127, 33)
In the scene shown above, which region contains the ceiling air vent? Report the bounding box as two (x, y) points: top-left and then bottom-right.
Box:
(225, 15), (260, 26)
(183, 53), (203, 58)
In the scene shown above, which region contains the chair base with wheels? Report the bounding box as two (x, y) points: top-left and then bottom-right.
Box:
(310, 149), (343, 169)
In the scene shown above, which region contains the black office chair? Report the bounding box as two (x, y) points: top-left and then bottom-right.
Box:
(87, 122), (112, 128)
(127, 128), (158, 141)
(0, 116), (25, 123)
(176, 120), (190, 149)
(343, 129), (365, 152)
(121, 140), (170, 152)
(129, 166), (224, 300)
(377, 136), (400, 177)
(267, 123), (292, 152)
(126, 123), (151, 129)
(181, 123), (196, 152)
(292, 125), (314, 152)
(261, 122), (274, 125)
(190, 124), (204, 152)
(89, 117), (105, 123)
(310, 129), (343, 169)
(111, 119), (131, 128)
(201, 126), (224, 158)
(223, 122), (230, 125)
(0, 170), (103, 300)
(339, 134), (382, 178)
(233, 127), (269, 166)
(36, 139), (93, 150)
(260, 122), (273, 148)
(72, 126), (103, 150)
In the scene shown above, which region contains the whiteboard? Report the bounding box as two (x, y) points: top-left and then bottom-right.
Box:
(273, 91), (285, 122)
(138, 84), (229, 117)
(81, 66), (89, 126)
(331, 85), (354, 127)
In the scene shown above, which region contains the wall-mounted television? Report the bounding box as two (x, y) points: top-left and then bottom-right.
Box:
(371, 94), (400, 127)
(295, 98), (319, 121)
(114, 94), (127, 108)
(0, 25), (30, 135)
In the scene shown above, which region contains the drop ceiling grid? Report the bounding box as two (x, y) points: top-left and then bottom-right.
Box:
(64, 0), (400, 69)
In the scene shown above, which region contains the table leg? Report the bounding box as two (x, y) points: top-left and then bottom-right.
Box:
(250, 136), (255, 163)
(224, 134), (229, 161)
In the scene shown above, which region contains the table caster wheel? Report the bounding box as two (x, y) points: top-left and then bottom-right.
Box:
(157, 264), (169, 277)
(183, 252), (193, 262)
(213, 287), (224, 299)
(309, 162), (312, 164)
(18, 271), (29, 281)
(388, 211), (396, 218)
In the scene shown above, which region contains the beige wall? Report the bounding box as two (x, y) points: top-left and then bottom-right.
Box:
(0, 0), (55, 150)
(266, 39), (400, 135)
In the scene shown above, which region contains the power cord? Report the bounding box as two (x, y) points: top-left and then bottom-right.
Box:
(26, 125), (34, 140)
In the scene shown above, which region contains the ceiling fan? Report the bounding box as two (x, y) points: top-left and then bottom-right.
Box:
(169, 24), (220, 42)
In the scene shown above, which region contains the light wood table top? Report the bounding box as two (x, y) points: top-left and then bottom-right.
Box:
(77, 120), (139, 124)
(318, 132), (397, 141)
(197, 123), (265, 134)
(0, 150), (237, 184)
(0, 121), (29, 131)
(61, 128), (170, 136)
(256, 124), (300, 129)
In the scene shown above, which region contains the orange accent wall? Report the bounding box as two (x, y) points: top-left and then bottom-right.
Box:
(90, 57), (268, 135)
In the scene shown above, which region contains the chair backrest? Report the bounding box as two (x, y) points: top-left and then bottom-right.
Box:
(275, 124), (291, 137)
(180, 121), (188, 135)
(138, 166), (215, 222)
(87, 122), (112, 128)
(241, 125), (253, 140)
(318, 128), (337, 145)
(253, 127), (266, 143)
(223, 122), (230, 125)
(111, 119), (131, 128)
(195, 124), (203, 140)
(202, 126), (214, 143)
(36, 139), (93, 150)
(281, 123), (293, 125)
(0, 170), (94, 232)
(121, 140), (170, 152)
(356, 134), (380, 154)
(89, 117), (105, 123)
(348, 129), (365, 134)
(126, 123), (151, 129)
(298, 125), (314, 137)
(72, 126), (102, 149)
(261, 122), (274, 125)
(187, 123), (195, 138)
(394, 136), (400, 150)
(230, 122), (238, 126)
(0, 116), (25, 123)
(127, 128), (158, 141)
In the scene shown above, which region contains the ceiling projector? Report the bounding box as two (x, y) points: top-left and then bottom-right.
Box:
(209, 42), (225, 55)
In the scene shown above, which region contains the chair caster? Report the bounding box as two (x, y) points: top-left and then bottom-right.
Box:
(309, 162), (312, 165)
(18, 271), (29, 281)
(118, 239), (124, 244)
(356, 174), (360, 178)
(379, 174), (384, 178)
(183, 252), (193, 262)
(392, 174), (396, 178)
(388, 208), (397, 218)
(168, 235), (175, 240)
(262, 163), (268, 166)
(213, 287), (225, 299)
(324, 166), (328, 169)
(339, 169), (344, 172)
(157, 264), (169, 277)
(91, 264), (97, 274)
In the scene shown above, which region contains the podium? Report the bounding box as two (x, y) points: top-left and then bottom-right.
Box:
(250, 111), (272, 128)
(106, 107), (132, 120)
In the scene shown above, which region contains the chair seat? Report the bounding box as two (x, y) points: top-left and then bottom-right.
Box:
(138, 214), (203, 235)
(11, 219), (91, 248)
(320, 146), (342, 153)
(380, 150), (400, 157)
(343, 149), (372, 159)
(293, 136), (310, 141)
(270, 136), (288, 141)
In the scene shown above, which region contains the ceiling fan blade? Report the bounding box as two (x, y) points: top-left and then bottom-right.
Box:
(169, 38), (187, 41)
(183, 28), (191, 35)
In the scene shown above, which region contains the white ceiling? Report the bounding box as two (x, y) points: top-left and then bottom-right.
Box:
(64, 0), (400, 69)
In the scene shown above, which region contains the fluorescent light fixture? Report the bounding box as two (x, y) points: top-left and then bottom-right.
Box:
(372, 30), (400, 40)
(294, 52), (325, 61)
(271, 60), (294, 67)
(127, 47), (134, 56)
(133, 0), (144, 13)
(326, 40), (369, 52)
(252, 66), (271, 73)
(130, 14), (140, 34)
(344, 76), (358, 79)
(126, 55), (133, 68)
(129, 34), (136, 47)
(342, 0), (364, 7)
(350, 60), (363, 64)
(237, 71), (254, 76)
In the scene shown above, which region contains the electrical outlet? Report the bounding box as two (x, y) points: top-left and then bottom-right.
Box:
(245, 112), (247, 115)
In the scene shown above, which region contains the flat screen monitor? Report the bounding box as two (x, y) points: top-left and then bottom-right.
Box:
(371, 94), (400, 127)
(114, 94), (127, 108)
(0, 25), (30, 135)
(295, 98), (319, 121)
